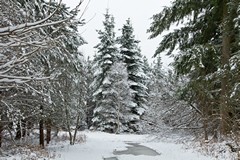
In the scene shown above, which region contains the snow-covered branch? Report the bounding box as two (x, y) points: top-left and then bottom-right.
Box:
(0, 48), (40, 74)
(0, 0), (63, 36)
(0, 0), (86, 86)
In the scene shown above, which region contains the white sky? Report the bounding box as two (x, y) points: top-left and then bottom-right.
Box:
(62, 0), (173, 68)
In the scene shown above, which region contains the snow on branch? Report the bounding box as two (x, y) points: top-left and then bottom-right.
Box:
(0, 48), (40, 73)
(0, 0), (63, 36)
(0, 0), (85, 37)
(0, 0), (86, 86)
(0, 74), (51, 81)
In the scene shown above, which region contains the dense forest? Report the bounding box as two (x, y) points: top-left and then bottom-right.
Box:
(0, 0), (240, 159)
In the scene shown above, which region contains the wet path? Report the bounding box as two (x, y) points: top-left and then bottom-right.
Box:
(104, 142), (160, 160)
(113, 143), (160, 156)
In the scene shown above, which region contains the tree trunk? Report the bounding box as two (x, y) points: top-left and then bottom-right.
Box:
(0, 124), (3, 148)
(39, 106), (44, 148)
(202, 101), (209, 141)
(86, 102), (94, 129)
(15, 121), (22, 140)
(40, 119), (44, 148)
(26, 120), (33, 136)
(46, 119), (51, 144)
(220, 0), (232, 136)
(116, 103), (120, 134)
(73, 114), (80, 145)
(65, 106), (73, 145)
(22, 119), (26, 138)
(203, 117), (208, 141)
(15, 119), (26, 140)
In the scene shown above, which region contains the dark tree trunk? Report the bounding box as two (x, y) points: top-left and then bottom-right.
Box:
(46, 119), (51, 144)
(203, 117), (208, 141)
(22, 119), (26, 137)
(39, 119), (44, 148)
(73, 114), (80, 145)
(27, 120), (33, 136)
(39, 106), (44, 148)
(15, 119), (26, 140)
(0, 124), (3, 148)
(220, 0), (232, 136)
(15, 121), (21, 140)
(65, 106), (73, 145)
(86, 102), (94, 128)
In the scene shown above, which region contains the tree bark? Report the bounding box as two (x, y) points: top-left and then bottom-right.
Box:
(201, 100), (208, 141)
(0, 124), (3, 148)
(26, 120), (33, 136)
(116, 102), (120, 134)
(39, 106), (44, 148)
(22, 119), (26, 138)
(65, 106), (73, 145)
(15, 119), (26, 140)
(46, 119), (51, 144)
(220, 0), (232, 136)
(203, 117), (208, 141)
(73, 114), (80, 145)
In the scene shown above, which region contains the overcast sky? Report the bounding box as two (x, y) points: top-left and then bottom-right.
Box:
(62, 0), (172, 68)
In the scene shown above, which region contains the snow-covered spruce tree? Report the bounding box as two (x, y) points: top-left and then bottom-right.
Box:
(118, 19), (148, 132)
(95, 62), (131, 133)
(90, 11), (119, 133)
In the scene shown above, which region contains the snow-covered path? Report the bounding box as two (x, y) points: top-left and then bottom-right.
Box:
(52, 131), (215, 160)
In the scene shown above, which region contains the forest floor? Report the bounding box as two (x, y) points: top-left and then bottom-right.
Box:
(2, 131), (234, 160)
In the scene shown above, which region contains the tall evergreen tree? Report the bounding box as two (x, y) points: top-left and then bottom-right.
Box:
(118, 19), (148, 132)
(90, 11), (119, 132)
(148, 0), (240, 138)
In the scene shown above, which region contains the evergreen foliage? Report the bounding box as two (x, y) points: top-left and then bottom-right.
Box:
(118, 19), (148, 132)
(90, 11), (119, 132)
(148, 0), (240, 138)
(91, 17), (149, 133)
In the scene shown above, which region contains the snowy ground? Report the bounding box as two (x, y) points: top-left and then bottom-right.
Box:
(48, 131), (215, 160)
(3, 131), (233, 160)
